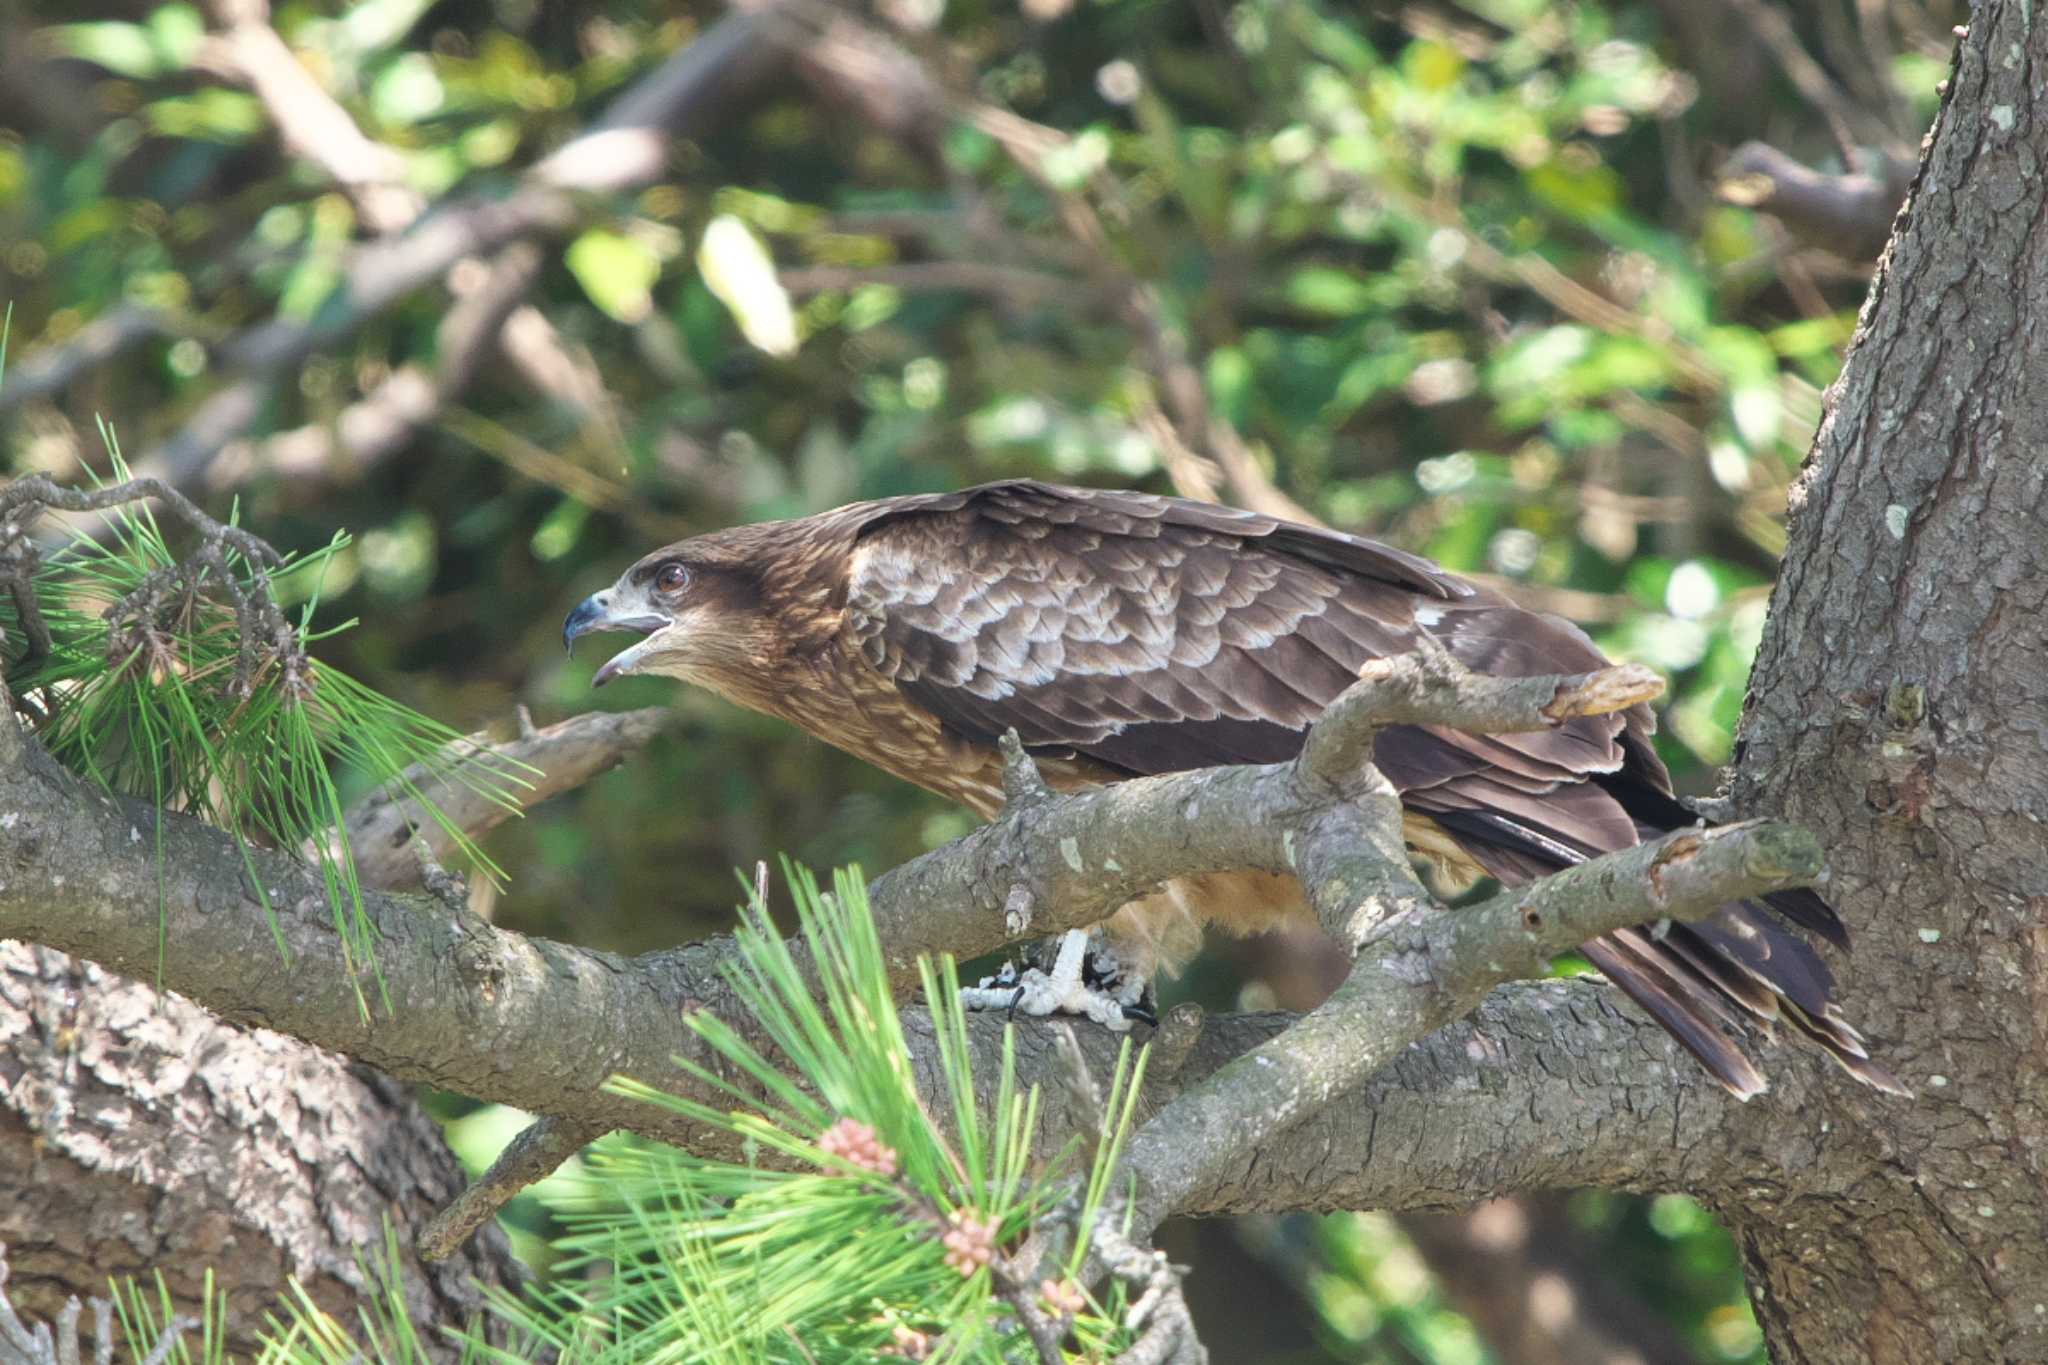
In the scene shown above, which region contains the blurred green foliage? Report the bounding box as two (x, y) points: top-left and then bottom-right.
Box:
(1, 0), (1949, 1359)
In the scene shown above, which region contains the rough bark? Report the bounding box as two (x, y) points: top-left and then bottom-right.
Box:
(1717, 4), (2048, 1360)
(0, 944), (522, 1358)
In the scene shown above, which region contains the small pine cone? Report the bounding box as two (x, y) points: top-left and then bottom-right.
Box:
(816, 1117), (899, 1177)
(878, 1324), (932, 1359)
(1039, 1277), (1086, 1315)
(941, 1207), (996, 1277)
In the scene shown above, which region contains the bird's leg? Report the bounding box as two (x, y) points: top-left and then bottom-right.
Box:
(958, 929), (1154, 1030)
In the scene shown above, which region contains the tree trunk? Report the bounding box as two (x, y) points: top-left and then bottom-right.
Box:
(1722, 4), (2048, 1360)
(0, 943), (523, 1358)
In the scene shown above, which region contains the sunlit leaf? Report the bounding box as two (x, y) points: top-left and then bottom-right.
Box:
(696, 214), (797, 355)
(569, 226), (665, 326)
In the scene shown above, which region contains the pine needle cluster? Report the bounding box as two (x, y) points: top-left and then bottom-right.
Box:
(482, 865), (1151, 1363)
(0, 448), (530, 1010)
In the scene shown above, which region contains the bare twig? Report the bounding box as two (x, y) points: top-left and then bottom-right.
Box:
(0, 475), (290, 687)
(342, 707), (675, 892)
(416, 1115), (607, 1262)
(0, 617), (1796, 1173)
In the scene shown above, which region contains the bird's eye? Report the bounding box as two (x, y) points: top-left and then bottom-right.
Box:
(655, 562), (689, 593)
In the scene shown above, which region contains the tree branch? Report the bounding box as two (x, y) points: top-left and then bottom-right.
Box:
(1716, 140), (1915, 259)
(119, 8), (791, 497)
(866, 646), (1664, 976)
(341, 706), (674, 891)
(1114, 820), (1817, 1241)
(416, 1114), (605, 1263)
(0, 701), (1821, 1221)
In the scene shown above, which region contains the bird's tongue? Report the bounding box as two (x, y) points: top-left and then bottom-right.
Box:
(592, 636), (660, 688)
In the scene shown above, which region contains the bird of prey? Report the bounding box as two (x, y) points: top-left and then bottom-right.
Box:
(563, 479), (1902, 1099)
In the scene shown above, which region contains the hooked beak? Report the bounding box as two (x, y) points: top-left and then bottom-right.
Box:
(563, 592), (671, 687)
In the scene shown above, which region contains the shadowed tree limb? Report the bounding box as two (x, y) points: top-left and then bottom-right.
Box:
(1716, 140), (1916, 259)
(70, 8), (794, 500)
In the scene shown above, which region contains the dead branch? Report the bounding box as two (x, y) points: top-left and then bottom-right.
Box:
(1717, 140), (1915, 259)
(342, 706), (674, 892)
(0, 475), (291, 686)
(416, 1115), (607, 1263)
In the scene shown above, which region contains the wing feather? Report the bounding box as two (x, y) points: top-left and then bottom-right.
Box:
(837, 480), (1875, 1097)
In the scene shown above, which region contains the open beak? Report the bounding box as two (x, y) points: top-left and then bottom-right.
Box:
(563, 592), (671, 687)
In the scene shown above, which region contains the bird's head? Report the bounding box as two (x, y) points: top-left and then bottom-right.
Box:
(562, 550), (697, 686)
(564, 517), (836, 692)
(562, 543), (767, 688)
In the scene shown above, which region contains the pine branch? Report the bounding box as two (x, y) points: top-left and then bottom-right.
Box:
(0, 473), (288, 683)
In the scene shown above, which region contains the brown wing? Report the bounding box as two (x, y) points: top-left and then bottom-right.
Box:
(843, 480), (1895, 1098)
(844, 479), (1645, 845)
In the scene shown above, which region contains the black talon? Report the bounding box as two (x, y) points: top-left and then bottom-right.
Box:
(1119, 1001), (1158, 1028)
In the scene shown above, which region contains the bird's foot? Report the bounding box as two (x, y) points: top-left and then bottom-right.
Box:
(958, 929), (1156, 1030)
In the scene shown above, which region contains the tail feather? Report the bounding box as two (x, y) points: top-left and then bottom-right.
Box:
(1595, 776), (1853, 950)
(1763, 887), (1851, 951)
(1579, 933), (1770, 1099)
(1656, 923), (1785, 1028)
(1688, 910), (1837, 1018)
(1429, 802), (1894, 1100)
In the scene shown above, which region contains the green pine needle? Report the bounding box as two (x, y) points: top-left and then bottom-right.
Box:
(2, 447), (535, 1016)
(476, 865), (1150, 1363)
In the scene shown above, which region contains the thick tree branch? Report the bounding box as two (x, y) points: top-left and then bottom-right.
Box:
(1114, 821), (1818, 1240)
(0, 633), (1792, 1159)
(0, 690), (1834, 1231)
